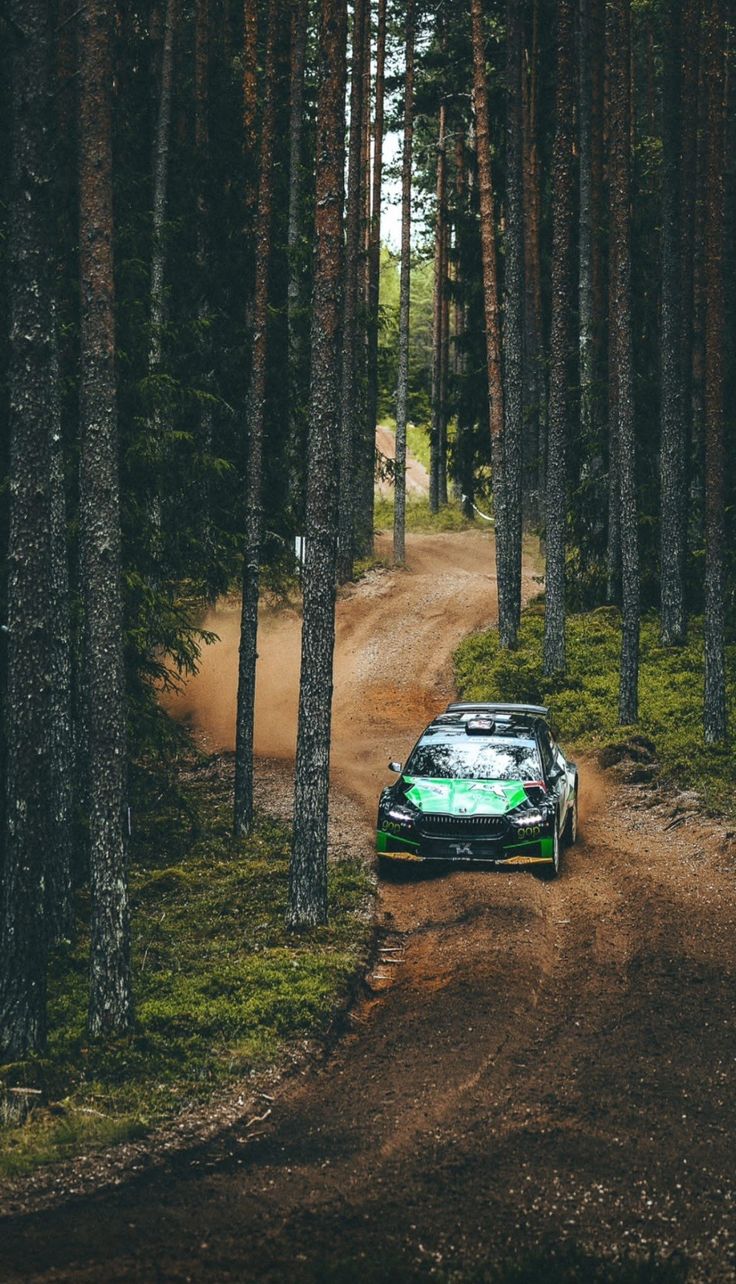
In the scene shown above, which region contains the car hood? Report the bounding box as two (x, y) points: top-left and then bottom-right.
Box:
(402, 777), (528, 816)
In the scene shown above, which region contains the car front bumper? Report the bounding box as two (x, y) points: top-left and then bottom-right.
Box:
(376, 827), (555, 867)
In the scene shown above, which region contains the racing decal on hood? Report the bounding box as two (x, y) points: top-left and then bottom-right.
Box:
(403, 778), (528, 815)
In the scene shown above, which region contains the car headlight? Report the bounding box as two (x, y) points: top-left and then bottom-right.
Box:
(510, 808), (546, 827)
(386, 804), (416, 825)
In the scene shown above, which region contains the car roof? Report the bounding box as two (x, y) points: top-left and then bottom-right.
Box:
(425, 703), (549, 742)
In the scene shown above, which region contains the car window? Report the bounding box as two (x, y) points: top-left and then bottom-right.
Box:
(406, 737), (542, 782)
(538, 730), (554, 776)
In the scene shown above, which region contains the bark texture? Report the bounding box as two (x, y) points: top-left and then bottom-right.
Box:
(149, 0), (176, 381)
(393, 0), (415, 568)
(337, 0), (368, 583)
(659, 0), (686, 646)
(429, 101), (447, 515)
(234, 0), (278, 836)
(78, 0), (133, 1036)
(607, 0), (639, 724)
(543, 0), (574, 676)
(503, 0), (524, 638)
(522, 0), (545, 524)
(364, 0), (387, 555)
(0, 0), (55, 1059)
(288, 0), (347, 928)
(287, 0), (310, 498)
(577, 0), (605, 541)
(702, 0), (727, 743)
(47, 321), (74, 944)
(471, 0), (510, 643)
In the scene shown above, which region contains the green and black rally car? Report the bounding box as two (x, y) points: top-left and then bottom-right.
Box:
(377, 703), (578, 879)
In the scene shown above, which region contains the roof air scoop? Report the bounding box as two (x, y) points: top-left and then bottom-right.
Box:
(466, 716), (495, 735)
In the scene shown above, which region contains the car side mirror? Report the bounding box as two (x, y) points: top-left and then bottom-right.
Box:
(548, 763), (563, 783)
(388, 760), (403, 774)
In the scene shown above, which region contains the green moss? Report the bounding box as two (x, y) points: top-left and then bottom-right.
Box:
(455, 607), (736, 812)
(0, 756), (374, 1180)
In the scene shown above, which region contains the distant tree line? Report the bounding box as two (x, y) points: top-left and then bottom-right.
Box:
(0, 0), (734, 1058)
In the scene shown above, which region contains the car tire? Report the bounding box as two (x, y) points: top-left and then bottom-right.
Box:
(533, 820), (560, 881)
(563, 783), (578, 846)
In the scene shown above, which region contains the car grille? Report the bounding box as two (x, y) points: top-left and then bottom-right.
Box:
(419, 814), (507, 840)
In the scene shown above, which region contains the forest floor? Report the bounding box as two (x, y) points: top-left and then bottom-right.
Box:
(2, 527), (736, 1282)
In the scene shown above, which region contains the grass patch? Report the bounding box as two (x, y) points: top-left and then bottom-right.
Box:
(454, 605), (736, 811)
(0, 756), (374, 1180)
(374, 495), (476, 533)
(406, 423), (431, 473)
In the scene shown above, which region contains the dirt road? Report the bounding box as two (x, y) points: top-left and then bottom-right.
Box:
(3, 531), (736, 1283)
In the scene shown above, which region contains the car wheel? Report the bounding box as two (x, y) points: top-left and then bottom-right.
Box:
(534, 820), (560, 881)
(563, 783), (578, 846)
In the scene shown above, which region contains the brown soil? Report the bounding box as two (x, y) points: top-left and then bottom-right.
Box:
(2, 531), (736, 1282)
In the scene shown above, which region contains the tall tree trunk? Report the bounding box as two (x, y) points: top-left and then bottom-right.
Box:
(234, 0), (278, 836)
(429, 101), (447, 514)
(471, 0), (512, 645)
(337, 0), (367, 582)
(78, 0), (133, 1037)
(393, 0), (415, 567)
(0, 0), (55, 1059)
(195, 0), (216, 576)
(504, 0), (524, 635)
(149, 0), (176, 386)
(702, 0), (727, 743)
(522, 0), (545, 525)
(287, 0), (310, 514)
(454, 130), (475, 520)
(578, 0), (605, 549)
(288, 0), (347, 928)
(243, 0), (258, 217)
(543, 0), (574, 676)
(607, 0), (639, 723)
(353, 0), (375, 559)
(659, 0), (687, 646)
(147, 0), (176, 560)
(47, 321), (74, 944)
(439, 218), (450, 507)
(679, 0), (703, 562)
(364, 0), (387, 552)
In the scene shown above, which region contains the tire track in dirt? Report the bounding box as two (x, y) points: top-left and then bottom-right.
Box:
(2, 530), (736, 1282)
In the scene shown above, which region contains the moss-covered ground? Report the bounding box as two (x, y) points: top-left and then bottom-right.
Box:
(374, 495), (475, 532)
(455, 604), (736, 813)
(0, 756), (374, 1180)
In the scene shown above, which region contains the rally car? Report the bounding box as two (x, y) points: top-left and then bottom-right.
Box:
(376, 702), (578, 879)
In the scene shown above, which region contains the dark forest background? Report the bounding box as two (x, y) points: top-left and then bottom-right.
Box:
(0, 0), (734, 1057)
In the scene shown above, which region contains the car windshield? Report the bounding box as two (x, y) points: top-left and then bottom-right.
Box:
(405, 736), (542, 782)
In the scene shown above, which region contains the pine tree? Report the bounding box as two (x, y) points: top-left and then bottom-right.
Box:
(288, 0), (347, 928)
(429, 99), (447, 515)
(287, 0), (310, 499)
(503, 0), (524, 634)
(543, 0), (574, 676)
(659, 0), (686, 646)
(607, 0), (639, 723)
(337, 0), (368, 583)
(364, 0), (387, 553)
(521, 0), (544, 525)
(393, 0), (415, 568)
(471, 0), (512, 645)
(0, 0), (56, 1059)
(78, 0), (133, 1037)
(702, 0), (727, 743)
(234, 0), (279, 836)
